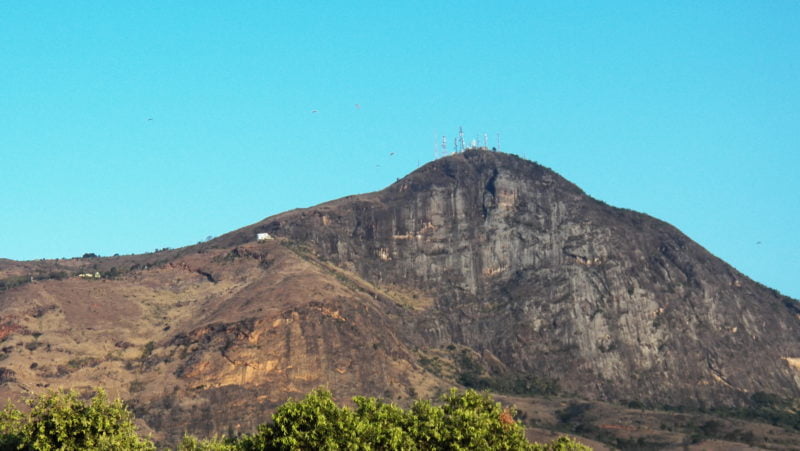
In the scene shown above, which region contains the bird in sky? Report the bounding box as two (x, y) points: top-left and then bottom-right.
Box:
(389, 152), (395, 156)
(355, 104), (361, 109)
(311, 109), (318, 113)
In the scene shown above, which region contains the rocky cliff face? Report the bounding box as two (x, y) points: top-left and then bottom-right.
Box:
(223, 149), (800, 407)
(2, 149), (799, 444)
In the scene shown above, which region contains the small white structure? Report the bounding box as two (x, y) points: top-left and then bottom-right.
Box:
(257, 232), (274, 242)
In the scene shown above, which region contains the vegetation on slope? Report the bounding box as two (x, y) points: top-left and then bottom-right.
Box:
(0, 387), (588, 450)
(0, 389), (154, 450)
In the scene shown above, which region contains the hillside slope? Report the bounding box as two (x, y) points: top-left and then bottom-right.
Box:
(1, 149), (799, 446)
(218, 149), (800, 406)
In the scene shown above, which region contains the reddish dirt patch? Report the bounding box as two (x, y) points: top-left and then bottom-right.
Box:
(0, 316), (27, 341)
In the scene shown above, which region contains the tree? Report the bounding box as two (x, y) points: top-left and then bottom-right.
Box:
(239, 388), (362, 450)
(0, 388), (154, 450)
(0, 387), (590, 450)
(419, 388), (531, 450)
(177, 434), (237, 451)
(238, 388), (590, 450)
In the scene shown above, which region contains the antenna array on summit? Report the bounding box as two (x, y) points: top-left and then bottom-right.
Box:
(434, 126), (500, 159)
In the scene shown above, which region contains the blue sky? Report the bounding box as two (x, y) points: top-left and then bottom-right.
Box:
(1, 2), (798, 299)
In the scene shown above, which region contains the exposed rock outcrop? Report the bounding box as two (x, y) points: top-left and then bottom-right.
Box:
(224, 150), (800, 407)
(1, 150), (799, 445)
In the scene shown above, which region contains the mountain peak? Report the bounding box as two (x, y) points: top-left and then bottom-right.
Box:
(3, 149), (800, 446)
(390, 149), (584, 197)
(238, 148), (800, 406)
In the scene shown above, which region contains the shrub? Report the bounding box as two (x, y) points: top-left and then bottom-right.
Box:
(0, 388), (154, 450)
(177, 434), (237, 451)
(238, 388), (590, 450)
(0, 387), (590, 450)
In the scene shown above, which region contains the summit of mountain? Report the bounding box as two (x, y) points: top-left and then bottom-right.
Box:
(1, 149), (799, 447)
(222, 149), (800, 404)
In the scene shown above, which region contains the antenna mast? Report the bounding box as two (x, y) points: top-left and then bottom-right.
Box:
(441, 136), (447, 158)
(483, 133), (488, 148)
(458, 126), (465, 152)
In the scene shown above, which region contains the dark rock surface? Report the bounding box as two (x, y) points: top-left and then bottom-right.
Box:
(3, 149), (800, 446)
(221, 149), (800, 407)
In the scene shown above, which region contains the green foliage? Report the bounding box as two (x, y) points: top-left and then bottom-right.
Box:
(177, 434), (237, 451)
(531, 436), (592, 451)
(0, 387), (589, 450)
(240, 388), (363, 450)
(425, 388), (530, 450)
(0, 388), (154, 450)
(351, 396), (416, 449)
(238, 387), (589, 450)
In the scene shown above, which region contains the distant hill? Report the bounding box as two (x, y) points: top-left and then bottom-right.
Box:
(2, 149), (799, 448)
